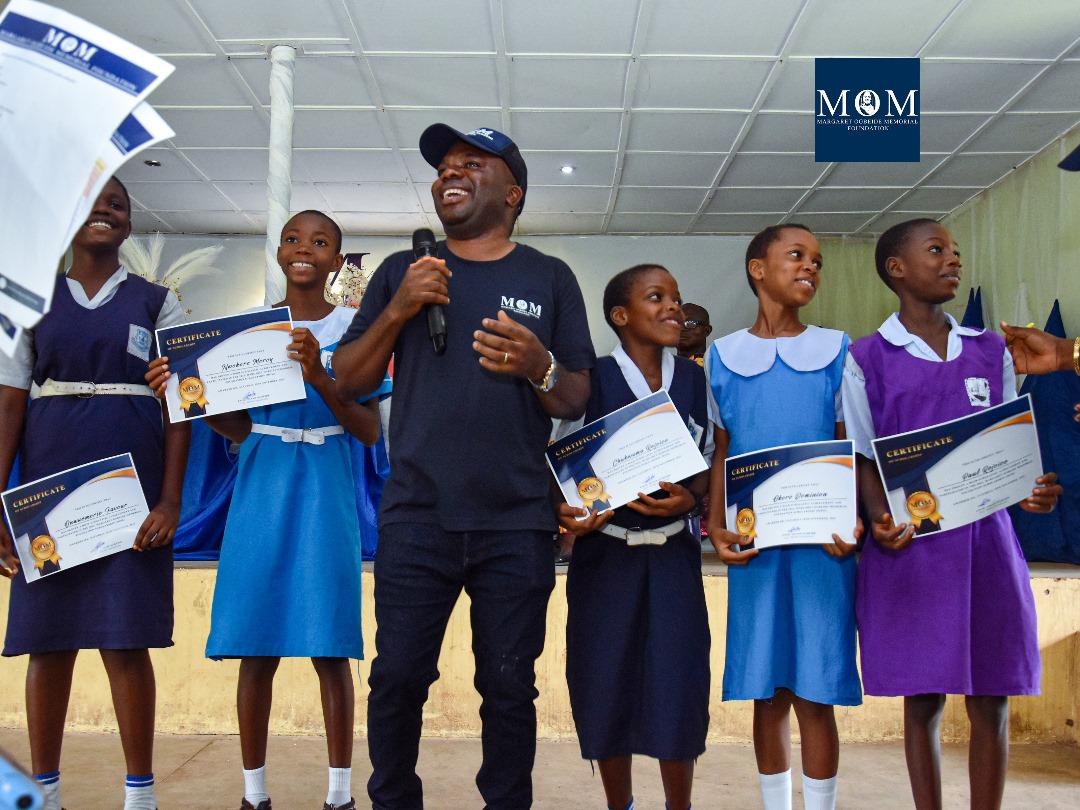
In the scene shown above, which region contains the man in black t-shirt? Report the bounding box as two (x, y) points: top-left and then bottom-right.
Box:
(334, 124), (595, 810)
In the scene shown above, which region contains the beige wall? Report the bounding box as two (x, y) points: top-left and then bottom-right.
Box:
(1, 568), (1077, 745)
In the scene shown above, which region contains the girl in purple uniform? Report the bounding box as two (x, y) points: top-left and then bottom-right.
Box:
(842, 218), (1061, 810)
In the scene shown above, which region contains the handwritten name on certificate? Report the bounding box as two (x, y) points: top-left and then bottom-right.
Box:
(872, 395), (1043, 535)
(156, 308), (306, 422)
(725, 441), (856, 550)
(2, 454), (149, 583)
(546, 390), (707, 514)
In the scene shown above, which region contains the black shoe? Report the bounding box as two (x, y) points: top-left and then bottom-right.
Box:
(241, 799), (272, 810)
(323, 799), (355, 810)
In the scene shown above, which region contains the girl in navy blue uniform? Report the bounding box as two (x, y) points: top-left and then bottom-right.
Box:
(560, 264), (711, 810)
(0, 177), (190, 810)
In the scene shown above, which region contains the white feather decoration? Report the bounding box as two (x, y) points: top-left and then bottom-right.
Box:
(120, 233), (224, 315)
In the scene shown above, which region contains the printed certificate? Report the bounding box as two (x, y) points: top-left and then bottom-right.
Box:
(546, 390), (708, 514)
(156, 308), (306, 421)
(872, 394), (1043, 535)
(2, 454), (149, 583)
(725, 440), (856, 550)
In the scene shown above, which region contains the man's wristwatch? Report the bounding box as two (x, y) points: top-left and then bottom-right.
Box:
(530, 350), (558, 393)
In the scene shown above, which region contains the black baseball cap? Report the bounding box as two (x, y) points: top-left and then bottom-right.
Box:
(419, 123), (528, 210)
(1059, 143), (1080, 171)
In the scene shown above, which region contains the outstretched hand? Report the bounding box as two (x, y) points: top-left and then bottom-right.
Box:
(556, 502), (614, 537)
(1019, 472), (1062, 514)
(824, 515), (863, 558)
(870, 512), (916, 551)
(625, 481), (696, 518)
(706, 522), (759, 566)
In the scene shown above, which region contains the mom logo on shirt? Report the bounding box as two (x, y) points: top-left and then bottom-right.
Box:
(500, 295), (542, 319)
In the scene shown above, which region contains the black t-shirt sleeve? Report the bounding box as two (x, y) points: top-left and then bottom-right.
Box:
(337, 253), (400, 347)
(549, 261), (596, 372)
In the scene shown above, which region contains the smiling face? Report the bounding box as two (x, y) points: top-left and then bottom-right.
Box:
(610, 266), (685, 348)
(431, 141), (522, 237)
(72, 177), (131, 254)
(749, 227), (822, 308)
(276, 211), (343, 290)
(888, 221), (962, 304)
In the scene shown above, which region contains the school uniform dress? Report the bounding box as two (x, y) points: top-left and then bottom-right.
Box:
(707, 326), (862, 706)
(566, 349), (712, 761)
(843, 314), (1040, 696)
(1, 270), (183, 654)
(206, 307), (390, 660)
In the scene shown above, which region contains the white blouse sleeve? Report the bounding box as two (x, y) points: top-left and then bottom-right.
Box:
(840, 352), (877, 458)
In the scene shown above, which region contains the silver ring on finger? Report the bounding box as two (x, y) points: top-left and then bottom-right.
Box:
(502, 351), (509, 364)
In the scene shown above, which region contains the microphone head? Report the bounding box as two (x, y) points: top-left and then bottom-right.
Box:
(412, 228), (438, 257)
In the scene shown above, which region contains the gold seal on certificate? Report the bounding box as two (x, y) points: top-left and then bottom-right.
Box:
(905, 490), (942, 528)
(736, 507), (757, 540)
(31, 535), (60, 570)
(178, 376), (208, 412)
(577, 477), (610, 511)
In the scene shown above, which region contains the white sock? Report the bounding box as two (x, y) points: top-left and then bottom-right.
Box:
(327, 766), (351, 807)
(758, 769), (792, 810)
(34, 772), (60, 810)
(243, 765), (270, 804)
(609, 800), (634, 810)
(802, 774), (838, 810)
(124, 774), (156, 810)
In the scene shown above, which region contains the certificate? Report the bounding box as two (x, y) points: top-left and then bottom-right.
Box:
(2, 454), (149, 583)
(725, 440), (856, 550)
(546, 390), (708, 514)
(156, 308), (306, 421)
(872, 394), (1043, 535)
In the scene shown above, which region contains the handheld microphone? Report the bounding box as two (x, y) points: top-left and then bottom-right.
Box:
(412, 228), (446, 356)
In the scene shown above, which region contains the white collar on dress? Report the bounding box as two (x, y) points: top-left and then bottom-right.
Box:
(878, 312), (981, 362)
(612, 343), (673, 400)
(711, 324), (845, 377)
(64, 265), (127, 309)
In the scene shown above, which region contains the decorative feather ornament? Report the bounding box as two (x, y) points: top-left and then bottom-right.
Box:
(120, 233), (224, 316)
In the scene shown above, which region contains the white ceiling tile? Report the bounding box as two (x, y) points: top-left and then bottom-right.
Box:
(387, 111), (504, 154)
(964, 113), (1080, 154)
(295, 150), (403, 183)
(162, 109), (270, 148)
(642, 0), (805, 56)
(414, 182), (438, 214)
(317, 183), (419, 212)
(921, 62), (1045, 113)
(522, 188), (612, 214)
(131, 212), (176, 234)
(518, 214), (608, 235)
(215, 182), (326, 211)
(146, 58), (253, 106)
(925, 153), (1027, 186)
(632, 59), (773, 110)
(825, 157), (945, 187)
(125, 181), (237, 212)
(403, 152), (440, 187)
(792, 213), (878, 233)
(788, 0), (952, 57)
(920, 114), (995, 152)
(188, 0), (344, 41)
(336, 212), (430, 236)
(116, 149), (203, 182)
(509, 59), (627, 109)
(896, 187), (981, 212)
(626, 112), (746, 151)
(720, 154), (828, 187)
(156, 211), (262, 235)
(49, 1), (213, 54)
(343, 0), (495, 53)
(926, 0), (1080, 59)
(608, 214), (694, 233)
(799, 188), (906, 214)
(760, 59), (813, 112)
(1011, 63), (1080, 113)
(706, 188), (805, 214)
(621, 153), (726, 186)
(293, 110), (390, 148)
(369, 57), (500, 107)
(229, 56), (376, 107)
(739, 113), (813, 152)
(504, 1), (637, 54)
(182, 150), (285, 183)
(691, 213), (797, 234)
(510, 111), (624, 151)
(868, 211), (944, 234)
(614, 187), (708, 214)
(522, 153), (618, 186)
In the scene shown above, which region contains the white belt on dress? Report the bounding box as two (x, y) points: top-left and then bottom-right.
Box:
(249, 424), (344, 445)
(599, 519), (686, 546)
(37, 378), (156, 398)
